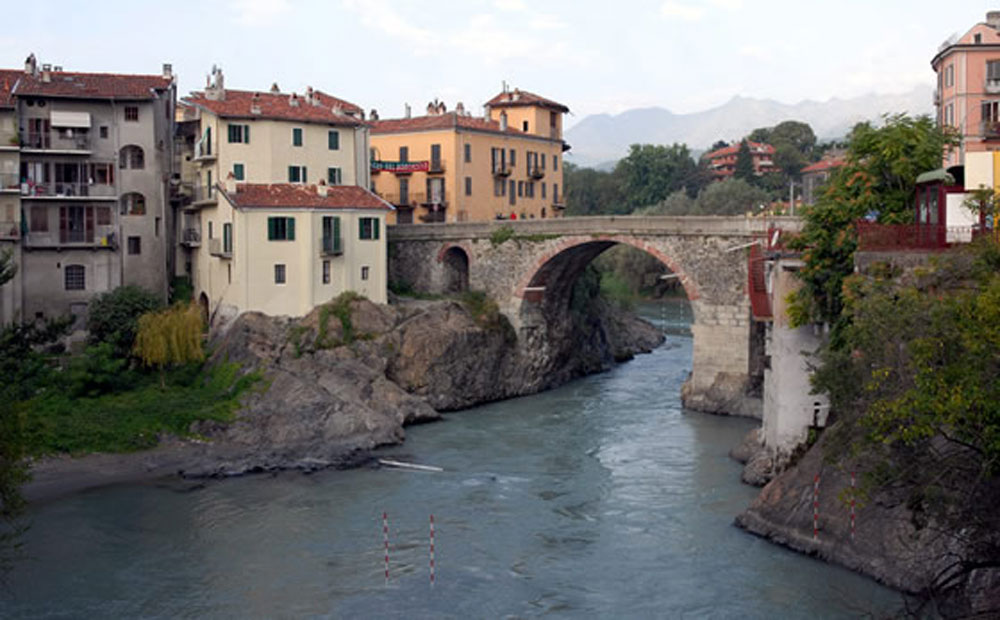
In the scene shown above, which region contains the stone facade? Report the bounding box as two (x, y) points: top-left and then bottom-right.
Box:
(389, 215), (803, 417)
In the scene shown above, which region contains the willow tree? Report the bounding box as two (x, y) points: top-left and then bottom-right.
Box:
(133, 303), (204, 386)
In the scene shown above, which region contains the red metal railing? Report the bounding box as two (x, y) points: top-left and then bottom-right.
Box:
(856, 222), (948, 251)
(748, 242), (772, 320)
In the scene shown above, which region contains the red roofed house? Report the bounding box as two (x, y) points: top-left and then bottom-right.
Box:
(703, 141), (777, 181)
(199, 176), (392, 319)
(4, 53), (176, 327)
(370, 86), (570, 224)
(800, 157), (844, 205)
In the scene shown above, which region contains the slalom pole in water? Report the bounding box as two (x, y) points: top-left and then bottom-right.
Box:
(850, 472), (857, 541)
(429, 514), (436, 587)
(812, 475), (820, 540)
(383, 511), (390, 586)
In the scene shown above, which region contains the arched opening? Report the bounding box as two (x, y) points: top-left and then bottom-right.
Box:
(119, 145), (145, 170)
(119, 192), (146, 215)
(198, 292), (210, 327)
(442, 246), (469, 294)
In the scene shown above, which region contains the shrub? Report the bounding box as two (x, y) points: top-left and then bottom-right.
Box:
(87, 286), (164, 358)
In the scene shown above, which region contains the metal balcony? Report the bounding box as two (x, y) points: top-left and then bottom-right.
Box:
(986, 79), (1000, 94)
(0, 220), (21, 240)
(21, 131), (92, 154)
(428, 160), (445, 174)
(187, 184), (218, 208)
(180, 228), (201, 247)
(529, 165), (545, 179)
(321, 235), (343, 256)
(0, 173), (19, 192)
(208, 237), (231, 258)
(492, 163), (511, 177)
(20, 181), (116, 200)
(983, 121), (1000, 139)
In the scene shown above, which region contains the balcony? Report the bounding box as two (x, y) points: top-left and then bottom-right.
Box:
(0, 220), (21, 240)
(0, 131), (17, 150)
(208, 237), (231, 258)
(193, 136), (215, 162)
(20, 131), (92, 154)
(180, 228), (201, 247)
(321, 235), (343, 256)
(187, 185), (218, 208)
(377, 192), (416, 208)
(0, 173), (19, 192)
(982, 120), (1000, 139)
(933, 89), (941, 106)
(428, 160), (445, 174)
(20, 181), (116, 200)
(987, 78), (1000, 94)
(492, 163), (511, 177)
(552, 201), (566, 210)
(529, 165), (545, 180)
(24, 228), (117, 250)
(856, 222), (951, 251)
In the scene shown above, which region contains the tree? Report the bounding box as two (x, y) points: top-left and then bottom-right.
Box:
(710, 139), (729, 151)
(614, 143), (702, 209)
(87, 286), (164, 359)
(788, 114), (957, 327)
(133, 303), (205, 386)
(696, 178), (770, 215)
(564, 162), (627, 216)
(733, 140), (755, 183)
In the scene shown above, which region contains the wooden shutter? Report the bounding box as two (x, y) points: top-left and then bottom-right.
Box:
(85, 206), (94, 243)
(59, 207), (67, 243)
(302, 167), (307, 183)
(267, 217), (276, 240)
(244, 125), (250, 144)
(286, 217), (295, 241)
(374, 218), (380, 240)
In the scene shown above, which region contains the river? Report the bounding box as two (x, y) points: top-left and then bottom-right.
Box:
(2, 300), (902, 618)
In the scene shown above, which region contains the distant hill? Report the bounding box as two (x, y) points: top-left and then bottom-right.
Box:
(564, 86), (934, 168)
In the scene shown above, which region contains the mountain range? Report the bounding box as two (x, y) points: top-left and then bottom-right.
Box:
(563, 86), (934, 168)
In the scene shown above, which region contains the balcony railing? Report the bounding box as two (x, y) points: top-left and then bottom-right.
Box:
(0, 221), (21, 240)
(0, 131), (17, 149)
(428, 160), (445, 174)
(377, 192), (415, 207)
(189, 184), (217, 206)
(492, 163), (511, 177)
(180, 228), (201, 247)
(982, 120), (1000, 139)
(529, 165), (545, 179)
(856, 222), (954, 251)
(987, 78), (1000, 94)
(21, 131), (92, 152)
(20, 181), (116, 199)
(208, 237), (231, 258)
(24, 228), (117, 249)
(321, 235), (343, 255)
(0, 173), (19, 192)
(414, 192), (447, 208)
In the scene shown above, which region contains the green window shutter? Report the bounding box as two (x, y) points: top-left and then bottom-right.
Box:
(374, 218), (380, 240)
(328, 130), (339, 150)
(293, 128), (302, 146)
(287, 217), (295, 241)
(233, 163), (244, 181)
(244, 125), (250, 144)
(227, 124), (236, 143)
(334, 216), (341, 253)
(302, 167), (307, 183)
(288, 166), (296, 182)
(267, 217), (276, 240)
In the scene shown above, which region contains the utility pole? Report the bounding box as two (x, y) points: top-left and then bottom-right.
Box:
(788, 180), (796, 216)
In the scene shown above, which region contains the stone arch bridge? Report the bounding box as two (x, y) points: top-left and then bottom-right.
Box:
(388, 216), (802, 416)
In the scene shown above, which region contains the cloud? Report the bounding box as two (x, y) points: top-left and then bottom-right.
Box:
(229, 0), (291, 26)
(660, 1), (705, 21)
(709, 0), (743, 9)
(529, 14), (568, 30)
(341, 0), (437, 51)
(739, 45), (772, 61)
(494, 0), (527, 11)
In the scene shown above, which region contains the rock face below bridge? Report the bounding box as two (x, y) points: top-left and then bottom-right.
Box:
(179, 295), (662, 477)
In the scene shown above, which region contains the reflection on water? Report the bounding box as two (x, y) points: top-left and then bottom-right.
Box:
(1, 303), (902, 619)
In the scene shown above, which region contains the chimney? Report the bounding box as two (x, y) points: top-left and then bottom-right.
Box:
(499, 111), (508, 131)
(306, 86), (314, 105)
(53, 66), (63, 72)
(370, 108), (379, 121)
(41, 64), (52, 83)
(455, 102), (465, 115)
(224, 171), (237, 195)
(251, 92), (261, 115)
(206, 65), (225, 101)
(427, 101), (437, 115)
(289, 93), (299, 107)
(404, 103), (411, 118)
(512, 88), (520, 101)
(437, 101), (447, 114)
(331, 104), (342, 116)
(24, 53), (37, 77)
(317, 178), (329, 197)
(162, 63), (173, 79)
(270, 82), (280, 93)
(989, 11), (1000, 29)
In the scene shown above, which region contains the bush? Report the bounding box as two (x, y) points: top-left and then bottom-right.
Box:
(87, 286), (164, 359)
(67, 342), (133, 397)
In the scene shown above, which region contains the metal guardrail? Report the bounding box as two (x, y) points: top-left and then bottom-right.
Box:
(21, 131), (92, 151)
(321, 235), (342, 255)
(20, 181), (116, 198)
(0, 220), (20, 239)
(180, 228), (201, 245)
(0, 173), (19, 191)
(854, 222), (990, 251)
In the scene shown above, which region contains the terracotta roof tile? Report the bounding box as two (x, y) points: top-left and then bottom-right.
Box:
(705, 141), (775, 159)
(185, 89), (364, 126)
(11, 70), (172, 100)
(0, 70), (19, 108)
(372, 111), (555, 139)
(225, 183), (392, 211)
(800, 158), (845, 174)
(485, 89), (569, 113)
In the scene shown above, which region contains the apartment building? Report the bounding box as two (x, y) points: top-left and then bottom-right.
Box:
(3, 54), (175, 325)
(199, 177), (390, 320)
(370, 87), (569, 224)
(800, 157), (844, 205)
(703, 141), (777, 181)
(0, 71), (22, 325)
(933, 11), (1000, 166)
(176, 67), (371, 286)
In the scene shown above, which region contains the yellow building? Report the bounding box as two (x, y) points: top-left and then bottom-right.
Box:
(371, 88), (569, 224)
(196, 178), (391, 321)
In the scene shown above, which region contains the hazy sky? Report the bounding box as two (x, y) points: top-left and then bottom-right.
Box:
(1, 1), (993, 127)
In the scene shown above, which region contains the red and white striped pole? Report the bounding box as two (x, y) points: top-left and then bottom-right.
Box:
(850, 472), (856, 541)
(429, 514), (436, 587)
(812, 474), (820, 540)
(383, 511), (390, 586)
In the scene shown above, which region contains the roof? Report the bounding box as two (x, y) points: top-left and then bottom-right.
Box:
(223, 183), (392, 211)
(184, 89), (364, 127)
(801, 158), (845, 174)
(0, 70), (19, 108)
(704, 141), (775, 159)
(11, 70), (172, 100)
(485, 89), (569, 113)
(915, 168), (956, 185)
(372, 111), (559, 140)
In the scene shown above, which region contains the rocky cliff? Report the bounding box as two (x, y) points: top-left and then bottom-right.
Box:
(179, 294), (661, 478)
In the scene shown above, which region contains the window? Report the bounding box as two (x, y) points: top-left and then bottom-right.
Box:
(522, 120), (529, 132)
(359, 217), (380, 240)
(526, 182), (534, 198)
(228, 124), (250, 143)
(361, 266), (370, 281)
(65, 265), (85, 290)
(228, 264), (231, 284)
(288, 165), (307, 183)
(552, 154), (558, 171)
(989, 61), (1000, 87)
(399, 178), (409, 203)
(982, 100), (1000, 124)
(517, 181), (523, 197)
(119, 145), (144, 169)
(97, 207), (111, 226)
(120, 192), (146, 215)
(155, 216), (160, 236)
(124, 106), (139, 122)
(323, 216), (341, 254)
(99, 126), (108, 139)
(208, 221), (213, 239)
(223, 222), (232, 254)
(464, 143), (471, 163)
(292, 127), (303, 146)
(509, 180), (516, 205)
(399, 146), (408, 162)
(975, 33), (983, 44)
(90, 162), (114, 185)
(494, 178), (504, 197)
(491, 147), (506, 173)
(328, 130), (339, 150)
(327, 167), (342, 185)
(430, 143), (442, 170)
(542, 182), (547, 199)
(267, 216), (295, 241)
(233, 163), (245, 181)
(322, 260), (331, 284)
(554, 183), (559, 203)
(945, 103), (954, 127)
(509, 149), (516, 167)
(945, 64), (954, 88)
(127, 236), (141, 255)
(465, 176), (472, 196)
(30, 208), (48, 232)
(274, 264), (286, 284)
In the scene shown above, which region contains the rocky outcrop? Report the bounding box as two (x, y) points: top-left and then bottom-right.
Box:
(176, 295), (662, 478)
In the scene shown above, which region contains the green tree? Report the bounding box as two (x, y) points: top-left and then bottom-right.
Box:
(733, 140), (755, 183)
(133, 303), (205, 386)
(789, 114), (957, 327)
(614, 143), (702, 209)
(697, 178), (769, 215)
(87, 286), (164, 359)
(564, 162), (626, 215)
(636, 189), (696, 215)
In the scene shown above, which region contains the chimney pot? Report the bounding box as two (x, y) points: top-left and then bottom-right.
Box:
(988, 11), (1000, 28)
(499, 111), (508, 132)
(405, 103), (411, 118)
(270, 82), (280, 93)
(370, 108), (379, 120)
(162, 63), (173, 79)
(224, 171), (236, 194)
(317, 179), (329, 196)
(24, 53), (37, 77)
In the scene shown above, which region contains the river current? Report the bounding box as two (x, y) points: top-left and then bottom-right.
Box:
(2, 301), (902, 618)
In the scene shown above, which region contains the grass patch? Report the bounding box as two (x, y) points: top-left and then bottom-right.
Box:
(459, 291), (515, 340)
(514, 233), (561, 243)
(489, 225), (515, 246)
(20, 362), (262, 456)
(389, 280), (443, 300)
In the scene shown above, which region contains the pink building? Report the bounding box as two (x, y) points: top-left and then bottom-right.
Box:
(703, 141), (776, 181)
(932, 11), (1000, 166)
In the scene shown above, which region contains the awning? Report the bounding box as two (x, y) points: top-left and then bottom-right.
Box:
(915, 168), (955, 185)
(50, 111), (92, 128)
